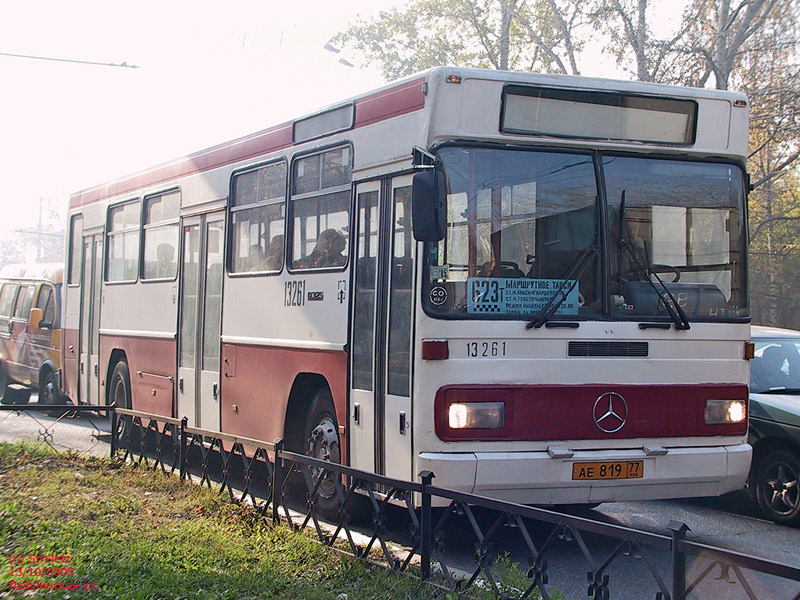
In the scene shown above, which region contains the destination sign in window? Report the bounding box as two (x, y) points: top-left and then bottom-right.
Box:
(502, 85), (697, 145)
(467, 277), (579, 316)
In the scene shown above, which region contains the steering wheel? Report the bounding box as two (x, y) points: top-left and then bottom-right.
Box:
(619, 264), (680, 283)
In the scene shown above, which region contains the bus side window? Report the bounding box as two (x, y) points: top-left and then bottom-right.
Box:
(107, 200), (141, 283)
(230, 161), (286, 274)
(290, 147), (351, 271)
(142, 191), (180, 280)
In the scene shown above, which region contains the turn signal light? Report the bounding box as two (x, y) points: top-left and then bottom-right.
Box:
(422, 339), (449, 360)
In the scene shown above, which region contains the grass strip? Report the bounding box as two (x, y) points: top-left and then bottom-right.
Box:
(0, 441), (454, 599)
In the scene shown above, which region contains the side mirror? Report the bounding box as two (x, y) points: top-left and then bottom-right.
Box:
(412, 170), (447, 242)
(28, 307), (43, 330)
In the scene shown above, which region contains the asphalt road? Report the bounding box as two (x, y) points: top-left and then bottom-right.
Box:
(1, 401), (798, 600)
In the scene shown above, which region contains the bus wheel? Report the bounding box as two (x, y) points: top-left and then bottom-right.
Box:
(40, 369), (65, 417)
(754, 448), (800, 526)
(304, 388), (342, 517)
(110, 360), (132, 441)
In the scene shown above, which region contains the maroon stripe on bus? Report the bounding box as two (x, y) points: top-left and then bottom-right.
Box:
(354, 77), (426, 128)
(434, 383), (749, 442)
(69, 77), (426, 209)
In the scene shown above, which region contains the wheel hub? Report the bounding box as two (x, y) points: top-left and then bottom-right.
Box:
(766, 463), (799, 514)
(308, 416), (340, 499)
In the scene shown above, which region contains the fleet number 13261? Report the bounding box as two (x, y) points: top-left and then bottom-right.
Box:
(466, 341), (507, 358)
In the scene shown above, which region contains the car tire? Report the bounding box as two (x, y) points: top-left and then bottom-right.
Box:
(303, 387), (342, 518)
(754, 448), (800, 526)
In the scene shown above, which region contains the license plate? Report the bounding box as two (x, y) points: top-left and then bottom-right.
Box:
(571, 460), (644, 480)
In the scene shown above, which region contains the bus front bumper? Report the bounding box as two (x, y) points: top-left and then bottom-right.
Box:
(418, 443), (752, 506)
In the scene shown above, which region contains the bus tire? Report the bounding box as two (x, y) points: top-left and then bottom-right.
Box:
(303, 387), (342, 518)
(754, 448), (800, 526)
(40, 369), (65, 417)
(109, 360), (132, 441)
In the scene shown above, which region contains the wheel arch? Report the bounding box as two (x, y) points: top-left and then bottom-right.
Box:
(105, 349), (129, 406)
(752, 435), (800, 465)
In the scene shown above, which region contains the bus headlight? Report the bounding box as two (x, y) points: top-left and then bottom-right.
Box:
(704, 399), (746, 425)
(448, 402), (505, 429)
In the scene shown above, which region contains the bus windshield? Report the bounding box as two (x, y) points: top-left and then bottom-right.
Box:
(423, 145), (748, 322)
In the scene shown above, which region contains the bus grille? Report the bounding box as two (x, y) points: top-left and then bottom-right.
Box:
(568, 341), (649, 357)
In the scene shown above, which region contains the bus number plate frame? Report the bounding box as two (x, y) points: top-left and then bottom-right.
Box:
(571, 460), (643, 480)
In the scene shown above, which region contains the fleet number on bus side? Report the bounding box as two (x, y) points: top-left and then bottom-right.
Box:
(466, 341), (507, 358)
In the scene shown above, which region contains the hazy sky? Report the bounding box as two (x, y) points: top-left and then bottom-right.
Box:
(0, 0), (400, 234)
(0, 0), (684, 238)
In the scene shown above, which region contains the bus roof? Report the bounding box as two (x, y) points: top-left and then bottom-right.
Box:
(69, 66), (748, 209)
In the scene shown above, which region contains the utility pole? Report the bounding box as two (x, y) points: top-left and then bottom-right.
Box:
(14, 197), (65, 264)
(37, 197), (43, 262)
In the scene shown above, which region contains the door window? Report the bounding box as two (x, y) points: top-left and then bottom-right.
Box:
(352, 190), (379, 391)
(13, 286), (35, 320)
(387, 186), (413, 397)
(35, 286), (56, 326)
(180, 225), (201, 368)
(202, 220), (224, 372)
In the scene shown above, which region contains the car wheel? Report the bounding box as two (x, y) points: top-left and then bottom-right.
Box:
(755, 448), (800, 526)
(304, 387), (342, 518)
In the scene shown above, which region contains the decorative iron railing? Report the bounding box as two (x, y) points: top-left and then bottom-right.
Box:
(15, 405), (799, 600)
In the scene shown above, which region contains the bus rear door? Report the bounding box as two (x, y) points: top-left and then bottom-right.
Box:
(177, 212), (224, 430)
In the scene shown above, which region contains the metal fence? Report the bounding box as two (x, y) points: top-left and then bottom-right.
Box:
(108, 407), (800, 600)
(4, 404), (799, 600)
(0, 402), (112, 456)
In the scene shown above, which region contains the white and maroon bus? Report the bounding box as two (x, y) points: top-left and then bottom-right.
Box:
(63, 67), (752, 505)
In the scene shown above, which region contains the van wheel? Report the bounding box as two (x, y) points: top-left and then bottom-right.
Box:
(40, 369), (66, 416)
(0, 363), (10, 405)
(304, 388), (342, 518)
(110, 360), (132, 441)
(755, 449), (800, 526)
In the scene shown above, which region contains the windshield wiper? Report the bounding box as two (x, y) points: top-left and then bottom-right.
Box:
(618, 190), (690, 331)
(526, 243), (600, 329)
(756, 387), (800, 395)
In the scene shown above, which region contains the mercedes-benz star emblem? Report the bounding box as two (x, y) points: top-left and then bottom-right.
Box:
(593, 392), (628, 433)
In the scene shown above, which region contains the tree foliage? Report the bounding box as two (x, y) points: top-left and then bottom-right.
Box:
(331, 0), (590, 78)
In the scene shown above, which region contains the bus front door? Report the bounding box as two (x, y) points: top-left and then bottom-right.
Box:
(177, 213), (224, 430)
(79, 235), (103, 405)
(350, 176), (414, 481)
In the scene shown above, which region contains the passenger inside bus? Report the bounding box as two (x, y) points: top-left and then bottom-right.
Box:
(265, 234), (284, 270)
(157, 243), (176, 278)
(296, 228), (346, 268)
(244, 244), (266, 271)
